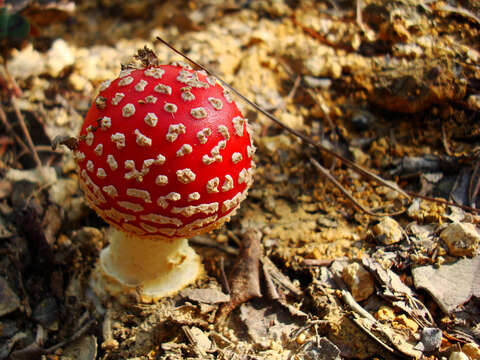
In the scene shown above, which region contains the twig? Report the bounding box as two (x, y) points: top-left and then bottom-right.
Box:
(155, 37), (410, 202)
(10, 97), (42, 167)
(341, 290), (376, 322)
(261, 256), (302, 296)
(356, 0), (365, 31)
(190, 235), (239, 256)
(404, 189), (480, 214)
(286, 75), (301, 103)
(441, 121), (453, 156)
(310, 157), (381, 216)
(350, 317), (398, 355)
(156, 37), (480, 216)
(0, 104), (30, 155)
(219, 256), (230, 295)
(306, 89), (339, 170)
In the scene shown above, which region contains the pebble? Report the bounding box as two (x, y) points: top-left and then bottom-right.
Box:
(46, 39), (75, 77)
(372, 217), (403, 245)
(342, 262), (374, 301)
(49, 178), (79, 206)
(305, 55), (342, 78)
(375, 306), (395, 321)
(7, 44), (45, 79)
(467, 94), (480, 111)
(414, 327), (442, 352)
(440, 222), (480, 257)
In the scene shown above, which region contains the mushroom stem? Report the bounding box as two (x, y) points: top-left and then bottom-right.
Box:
(93, 228), (202, 302)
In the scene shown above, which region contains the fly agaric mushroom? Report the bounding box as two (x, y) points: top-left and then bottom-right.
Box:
(74, 57), (255, 301)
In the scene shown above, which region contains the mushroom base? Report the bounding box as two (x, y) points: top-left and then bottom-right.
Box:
(91, 228), (202, 302)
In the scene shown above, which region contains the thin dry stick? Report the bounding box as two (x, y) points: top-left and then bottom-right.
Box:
(156, 37), (480, 215)
(404, 189), (480, 214)
(156, 36), (409, 201)
(356, 0), (366, 31)
(10, 97), (42, 167)
(306, 88), (339, 171)
(286, 75), (301, 103)
(0, 104), (30, 155)
(311, 157), (378, 216)
(441, 121), (453, 156)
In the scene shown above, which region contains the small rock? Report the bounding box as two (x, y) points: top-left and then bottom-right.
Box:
(342, 262), (374, 301)
(394, 314), (418, 332)
(49, 178), (78, 206)
(46, 39), (75, 77)
(0, 277), (20, 317)
(463, 343), (480, 360)
(467, 94), (480, 111)
(69, 73), (93, 92)
(6, 166), (57, 186)
(372, 217), (403, 245)
(302, 337), (341, 360)
(375, 306), (395, 321)
(414, 327), (442, 352)
(449, 352), (469, 360)
(440, 222), (480, 257)
(7, 44), (45, 79)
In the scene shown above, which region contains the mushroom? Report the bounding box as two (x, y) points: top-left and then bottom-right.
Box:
(74, 59), (255, 302)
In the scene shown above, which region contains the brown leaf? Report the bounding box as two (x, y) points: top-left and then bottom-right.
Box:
(216, 229), (262, 322)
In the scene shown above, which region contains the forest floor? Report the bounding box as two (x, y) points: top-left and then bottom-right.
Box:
(0, 0), (480, 359)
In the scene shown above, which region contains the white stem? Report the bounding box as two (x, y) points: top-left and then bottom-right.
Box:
(95, 228), (201, 301)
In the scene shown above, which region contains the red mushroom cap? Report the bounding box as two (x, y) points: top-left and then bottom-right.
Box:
(75, 64), (255, 240)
